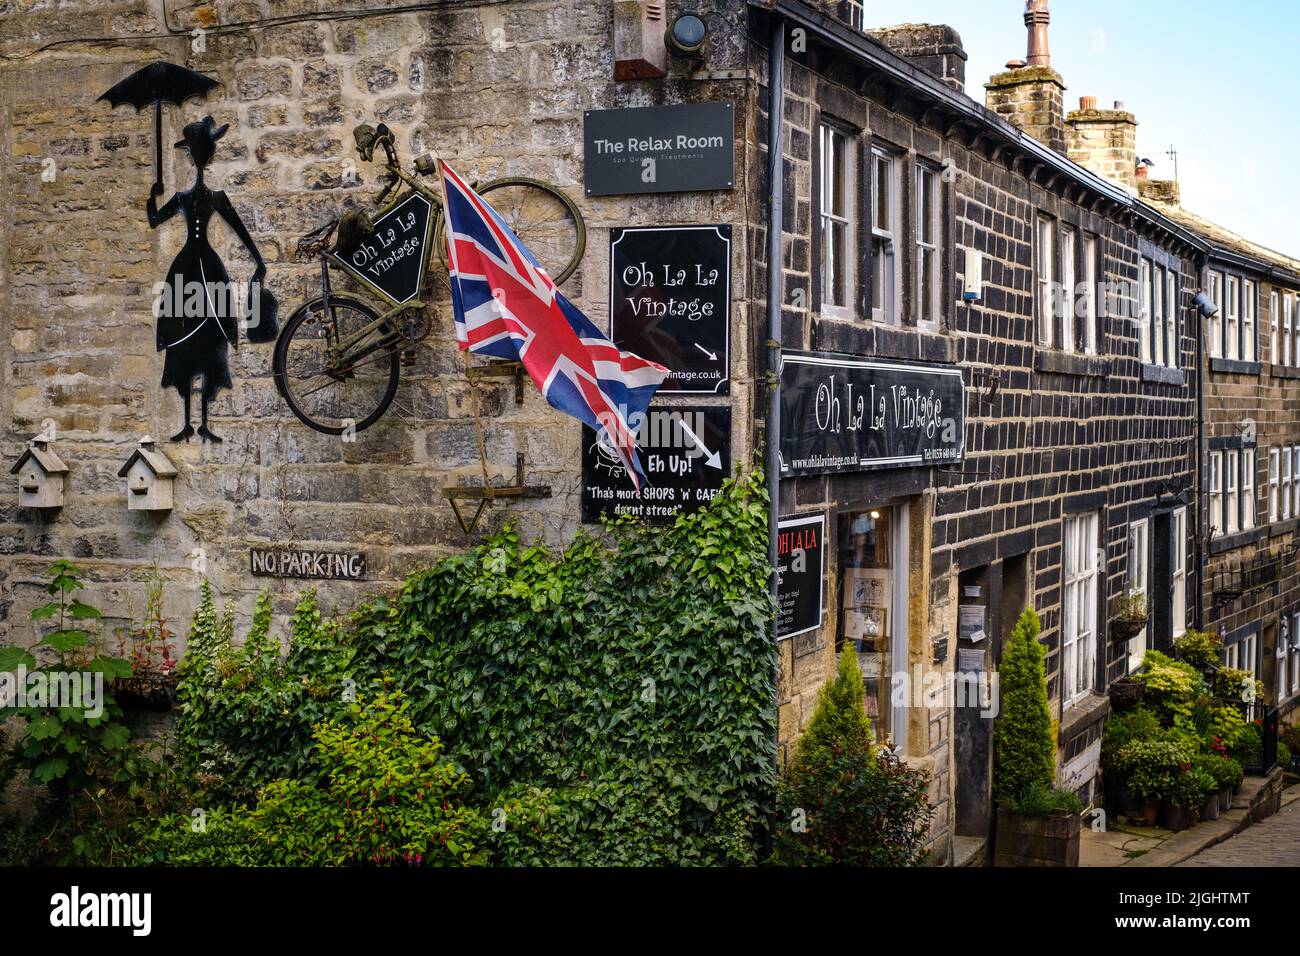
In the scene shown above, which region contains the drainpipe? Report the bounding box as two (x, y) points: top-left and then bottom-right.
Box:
(1194, 254), (1207, 631)
(765, 13), (785, 843)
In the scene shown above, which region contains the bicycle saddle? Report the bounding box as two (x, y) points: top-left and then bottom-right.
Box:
(334, 208), (374, 257)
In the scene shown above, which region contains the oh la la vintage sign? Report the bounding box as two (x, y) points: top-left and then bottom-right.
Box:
(779, 350), (965, 476)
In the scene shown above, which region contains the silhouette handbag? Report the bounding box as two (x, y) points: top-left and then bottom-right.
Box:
(244, 281), (279, 343)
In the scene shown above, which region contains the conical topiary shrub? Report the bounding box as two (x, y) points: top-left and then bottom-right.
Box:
(994, 608), (1056, 803)
(794, 640), (874, 763)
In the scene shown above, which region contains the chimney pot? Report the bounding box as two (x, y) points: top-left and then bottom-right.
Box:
(1006, 58), (1027, 70)
(1079, 95), (1097, 111)
(1025, 0), (1051, 68)
(1114, 100), (1125, 109)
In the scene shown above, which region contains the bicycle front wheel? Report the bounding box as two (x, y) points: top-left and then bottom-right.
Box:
(272, 295), (400, 435)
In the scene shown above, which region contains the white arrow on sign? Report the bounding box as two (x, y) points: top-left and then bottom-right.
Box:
(693, 342), (718, 362)
(676, 416), (722, 470)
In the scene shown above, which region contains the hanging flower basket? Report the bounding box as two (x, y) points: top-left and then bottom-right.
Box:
(1109, 617), (1147, 643)
(112, 672), (178, 710)
(1108, 675), (1147, 711)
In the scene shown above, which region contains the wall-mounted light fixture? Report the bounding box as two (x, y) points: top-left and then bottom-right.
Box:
(665, 12), (708, 58)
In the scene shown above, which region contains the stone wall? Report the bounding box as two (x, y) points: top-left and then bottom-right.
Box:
(0, 0), (756, 653)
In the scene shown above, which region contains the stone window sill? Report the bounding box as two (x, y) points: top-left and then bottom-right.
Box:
(1060, 692), (1110, 743)
(1209, 526), (1265, 555)
(1140, 363), (1185, 385)
(1211, 357), (1263, 376)
(1269, 517), (1300, 538)
(1270, 364), (1300, 380)
(1034, 350), (1110, 378)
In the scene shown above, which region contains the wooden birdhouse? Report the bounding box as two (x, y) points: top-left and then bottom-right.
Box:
(11, 436), (69, 509)
(117, 436), (177, 511)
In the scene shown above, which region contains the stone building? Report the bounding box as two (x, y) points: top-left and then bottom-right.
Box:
(1, 0), (1295, 865)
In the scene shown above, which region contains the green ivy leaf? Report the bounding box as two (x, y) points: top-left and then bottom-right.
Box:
(0, 646), (36, 671)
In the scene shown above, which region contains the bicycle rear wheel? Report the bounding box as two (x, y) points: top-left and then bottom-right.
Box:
(272, 295), (400, 435)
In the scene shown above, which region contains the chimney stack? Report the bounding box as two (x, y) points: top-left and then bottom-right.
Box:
(866, 24), (968, 93)
(1066, 96), (1138, 192)
(985, 1), (1066, 154)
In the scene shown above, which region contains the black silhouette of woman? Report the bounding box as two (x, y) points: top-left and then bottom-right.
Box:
(147, 116), (264, 443)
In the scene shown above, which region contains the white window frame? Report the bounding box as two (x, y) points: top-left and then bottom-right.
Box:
(1278, 617), (1289, 703)
(914, 162), (940, 327)
(1242, 447), (1256, 530)
(1209, 450), (1223, 535)
(1285, 294), (1294, 367)
(1127, 518), (1149, 673)
(818, 122), (854, 320)
(1292, 612), (1300, 696)
(1226, 275), (1240, 360)
(1293, 446), (1300, 517)
(1139, 258), (1152, 363)
(1270, 447), (1280, 523)
(1038, 215), (1055, 348)
(1060, 225), (1076, 353)
(1243, 279), (1256, 363)
(870, 147), (899, 325)
(1165, 269), (1178, 367)
(1271, 291), (1280, 365)
(1284, 447), (1294, 521)
(1225, 448), (1239, 534)
(1152, 263), (1166, 367)
(1062, 513), (1100, 706)
(1208, 271), (1224, 359)
(1241, 632), (1258, 683)
(1172, 506), (1187, 641)
(1082, 234), (1098, 355)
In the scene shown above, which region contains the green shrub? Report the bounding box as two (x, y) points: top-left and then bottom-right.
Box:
(131, 692), (486, 866)
(171, 470), (777, 865)
(1213, 667), (1263, 705)
(1101, 706), (1162, 772)
(1114, 738), (1195, 802)
(1281, 723), (1300, 754)
(1135, 651), (1203, 722)
(773, 648), (934, 866)
(1172, 629), (1221, 671)
(994, 608), (1056, 803)
(1278, 741), (1292, 769)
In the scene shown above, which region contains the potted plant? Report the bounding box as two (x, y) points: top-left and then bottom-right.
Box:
(1173, 629), (1222, 679)
(1162, 765), (1213, 832)
(111, 564), (179, 710)
(993, 609), (1083, 867)
(1108, 675), (1147, 711)
(1109, 590), (1149, 643)
(1116, 738), (1193, 827)
(1101, 706), (1161, 817)
(1193, 754), (1224, 821)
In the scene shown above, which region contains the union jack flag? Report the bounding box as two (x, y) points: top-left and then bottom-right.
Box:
(439, 161), (668, 488)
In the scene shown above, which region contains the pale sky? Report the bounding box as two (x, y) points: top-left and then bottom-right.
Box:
(862, 0), (1300, 259)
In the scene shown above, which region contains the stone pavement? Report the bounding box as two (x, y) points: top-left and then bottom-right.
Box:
(1178, 791), (1300, 866)
(1081, 775), (1295, 867)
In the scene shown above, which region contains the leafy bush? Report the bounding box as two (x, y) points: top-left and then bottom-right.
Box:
(774, 647), (933, 866)
(1102, 706), (1162, 772)
(1212, 667), (1263, 704)
(1172, 629), (1221, 671)
(131, 692), (486, 866)
(1278, 741), (1292, 769)
(171, 470), (777, 865)
(994, 608), (1056, 803)
(1134, 651), (1203, 722)
(1114, 738), (1195, 802)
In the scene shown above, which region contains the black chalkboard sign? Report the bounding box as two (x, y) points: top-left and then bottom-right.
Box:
(777, 512), (825, 640)
(331, 191), (433, 304)
(609, 225), (730, 395)
(780, 350), (966, 476)
(581, 405), (730, 524)
(584, 102), (735, 195)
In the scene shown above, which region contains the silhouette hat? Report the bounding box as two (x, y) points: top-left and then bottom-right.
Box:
(174, 115), (228, 150)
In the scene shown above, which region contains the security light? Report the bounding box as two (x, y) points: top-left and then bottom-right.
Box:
(1193, 291), (1219, 319)
(666, 13), (707, 57)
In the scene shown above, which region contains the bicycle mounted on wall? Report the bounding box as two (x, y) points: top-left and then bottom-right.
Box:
(274, 122), (586, 437)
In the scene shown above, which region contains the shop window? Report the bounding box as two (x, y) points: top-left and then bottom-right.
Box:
(838, 507), (907, 750)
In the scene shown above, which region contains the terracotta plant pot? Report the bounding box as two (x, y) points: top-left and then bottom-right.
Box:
(1136, 800), (1161, 827)
(993, 808), (1081, 867)
(1201, 794), (1220, 821)
(1161, 801), (1193, 832)
(1116, 783), (1142, 817)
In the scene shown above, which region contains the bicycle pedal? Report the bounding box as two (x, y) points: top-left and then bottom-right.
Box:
(400, 349), (418, 367)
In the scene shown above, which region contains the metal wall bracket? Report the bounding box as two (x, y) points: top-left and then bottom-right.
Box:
(442, 453), (551, 536)
(465, 361), (527, 406)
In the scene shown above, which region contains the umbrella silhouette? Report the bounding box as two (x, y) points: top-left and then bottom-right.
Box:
(98, 62), (219, 190)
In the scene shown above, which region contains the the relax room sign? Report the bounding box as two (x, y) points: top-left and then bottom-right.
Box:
(779, 351), (965, 476)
